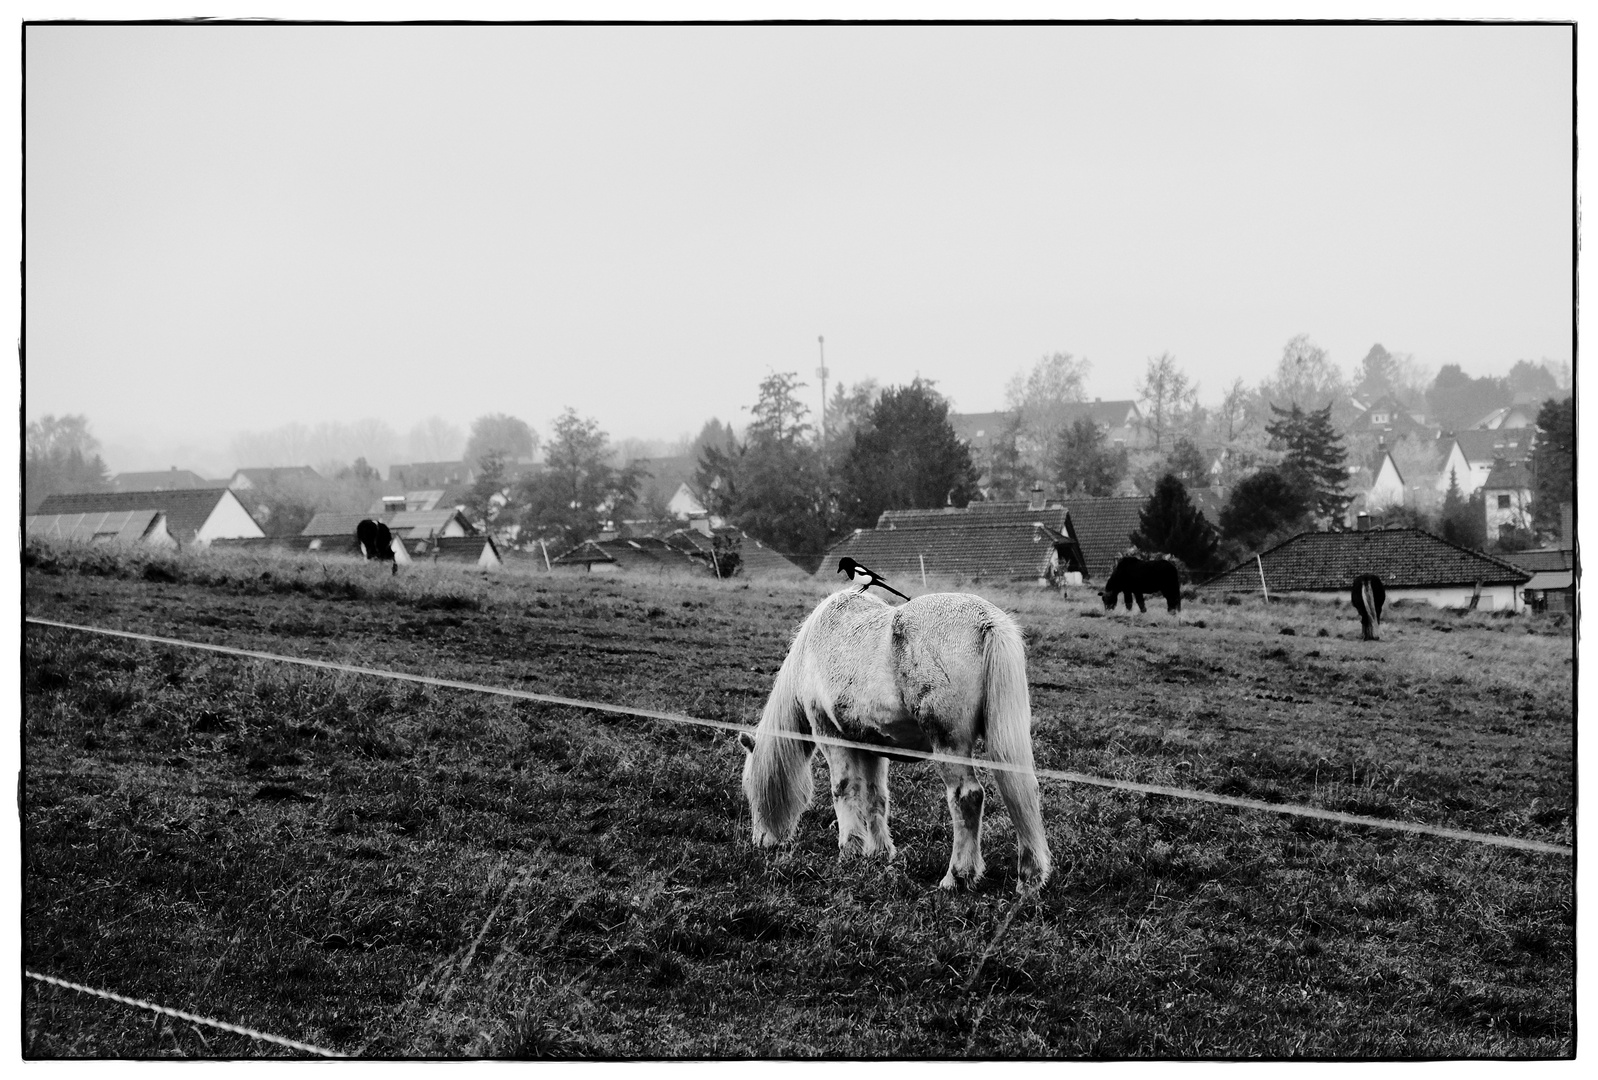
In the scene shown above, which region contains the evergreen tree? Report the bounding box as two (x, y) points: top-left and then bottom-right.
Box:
(1218, 468), (1311, 554)
(1048, 416), (1128, 497)
(1439, 468), (1487, 549)
(517, 409), (643, 550)
(698, 372), (832, 566)
(1265, 402), (1350, 523)
(1162, 436), (1209, 488)
(837, 378), (979, 530)
(1131, 473), (1219, 573)
(1531, 396), (1574, 535)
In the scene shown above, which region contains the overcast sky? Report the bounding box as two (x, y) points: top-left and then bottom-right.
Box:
(24, 21), (1574, 473)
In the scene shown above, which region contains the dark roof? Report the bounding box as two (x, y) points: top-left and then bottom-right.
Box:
(113, 469), (210, 491)
(1201, 528), (1531, 593)
(429, 535), (501, 566)
(1451, 429), (1534, 465)
(1505, 548), (1575, 574)
(1482, 461), (1534, 490)
(832, 496), (1145, 583)
(1060, 497), (1147, 579)
(946, 411), (1019, 452)
(232, 466), (322, 486)
(33, 488), (240, 544)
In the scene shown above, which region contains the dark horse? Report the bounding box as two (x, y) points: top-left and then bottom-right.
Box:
(356, 519), (398, 576)
(1102, 556), (1182, 613)
(1351, 573), (1386, 641)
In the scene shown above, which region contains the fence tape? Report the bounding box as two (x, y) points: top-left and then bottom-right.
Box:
(25, 970), (346, 1057)
(24, 616), (1573, 857)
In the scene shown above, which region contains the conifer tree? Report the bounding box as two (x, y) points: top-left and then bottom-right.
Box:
(1131, 473), (1219, 573)
(1265, 402), (1350, 523)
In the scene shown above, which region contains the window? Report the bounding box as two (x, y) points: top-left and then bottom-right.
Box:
(1497, 495), (1512, 509)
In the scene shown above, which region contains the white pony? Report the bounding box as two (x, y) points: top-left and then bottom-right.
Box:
(738, 588), (1053, 892)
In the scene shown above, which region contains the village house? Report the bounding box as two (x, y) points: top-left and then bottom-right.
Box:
(1470, 392), (1548, 431)
(1199, 526), (1532, 612)
(822, 487), (1147, 588)
(112, 467), (214, 492)
(31, 488), (264, 548)
(1479, 460), (1535, 543)
(300, 508), (476, 548)
(1347, 395), (1432, 443)
(1435, 429), (1535, 498)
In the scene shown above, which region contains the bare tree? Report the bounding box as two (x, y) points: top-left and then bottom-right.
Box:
(1136, 352), (1196, 453)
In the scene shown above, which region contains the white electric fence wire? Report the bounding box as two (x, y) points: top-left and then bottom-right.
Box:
(24, 970), (346, 1057)
(25, 617), (1572, 857)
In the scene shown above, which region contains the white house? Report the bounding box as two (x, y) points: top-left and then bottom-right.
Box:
(1436, 429), (1535, 497)
(1480, 461), (1534, 543)
(1366, 450), (1405, 511)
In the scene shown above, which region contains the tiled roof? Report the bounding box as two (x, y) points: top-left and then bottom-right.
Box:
(1506, 548), (1575, 574)
(112, 469), (210, 491)
(1482, 461), (1534, 490)
(1061, 497), (1148, 579)
(826, 520), (1062, 584)
(26, 509), (168, 545)
(1451, 429), (1534, 465)
(33, 489), (238, 544)
(1200, 528), (1531, 593)
(834, 496), (1145, 583)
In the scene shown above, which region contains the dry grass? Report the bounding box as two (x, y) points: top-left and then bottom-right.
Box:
(22, 541), (1574, 1058)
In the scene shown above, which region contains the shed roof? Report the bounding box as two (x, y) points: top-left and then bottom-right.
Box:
(26, 509), (168, 545)
(301, 509), (475, 538)
(550, 536), (703, 572)
(1523, 570), (1574, 591)
(1200, 528), (1531, 593)
(33, 488), (240, 544)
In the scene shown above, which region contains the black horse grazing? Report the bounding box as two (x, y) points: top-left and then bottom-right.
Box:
(1102, 556), (1182, 613)
(355, 519), (398, 576)
(1351, 573), (1386, 641)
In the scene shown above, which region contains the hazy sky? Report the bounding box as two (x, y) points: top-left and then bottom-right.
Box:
(24, 22), (1574, 473)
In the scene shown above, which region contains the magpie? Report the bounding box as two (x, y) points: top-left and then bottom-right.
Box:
(837, 557), (911, 602)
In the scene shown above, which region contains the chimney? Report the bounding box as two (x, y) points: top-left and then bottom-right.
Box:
(1561, 502), (1573, 549)
(1356, 512), (1371, 532)
(1028, 482), (1046, 511)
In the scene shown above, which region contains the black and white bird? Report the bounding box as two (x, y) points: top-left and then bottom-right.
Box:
(837, 557), (911, 602)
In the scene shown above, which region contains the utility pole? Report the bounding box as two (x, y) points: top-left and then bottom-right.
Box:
(816, 335), (829, 448)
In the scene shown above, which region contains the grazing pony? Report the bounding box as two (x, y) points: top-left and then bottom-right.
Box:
(355, 519), (398, 576)
(1101, 556), (1182, 613)
(1351, 573), (1386, 641)
(738, 589), (1052, 893)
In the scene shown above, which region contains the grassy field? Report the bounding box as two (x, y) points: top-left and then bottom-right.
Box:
(21, 541), (1575, 1058)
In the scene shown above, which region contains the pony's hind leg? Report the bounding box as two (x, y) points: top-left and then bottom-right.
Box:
(936, 760), (986, 889)
(821, 745), (896, 860)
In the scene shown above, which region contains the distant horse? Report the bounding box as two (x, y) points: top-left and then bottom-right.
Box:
(1351, 573), (1386, 641)
(738, 589), (1052, 893)
(355, 519), (398, 576)
(1101, 556), (1182, 613)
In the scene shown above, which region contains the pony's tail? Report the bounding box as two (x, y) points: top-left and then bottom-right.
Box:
(1360, 578), (1380, 641)
(743, 638), (816, 846)
(982, 616), (1053, 888)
